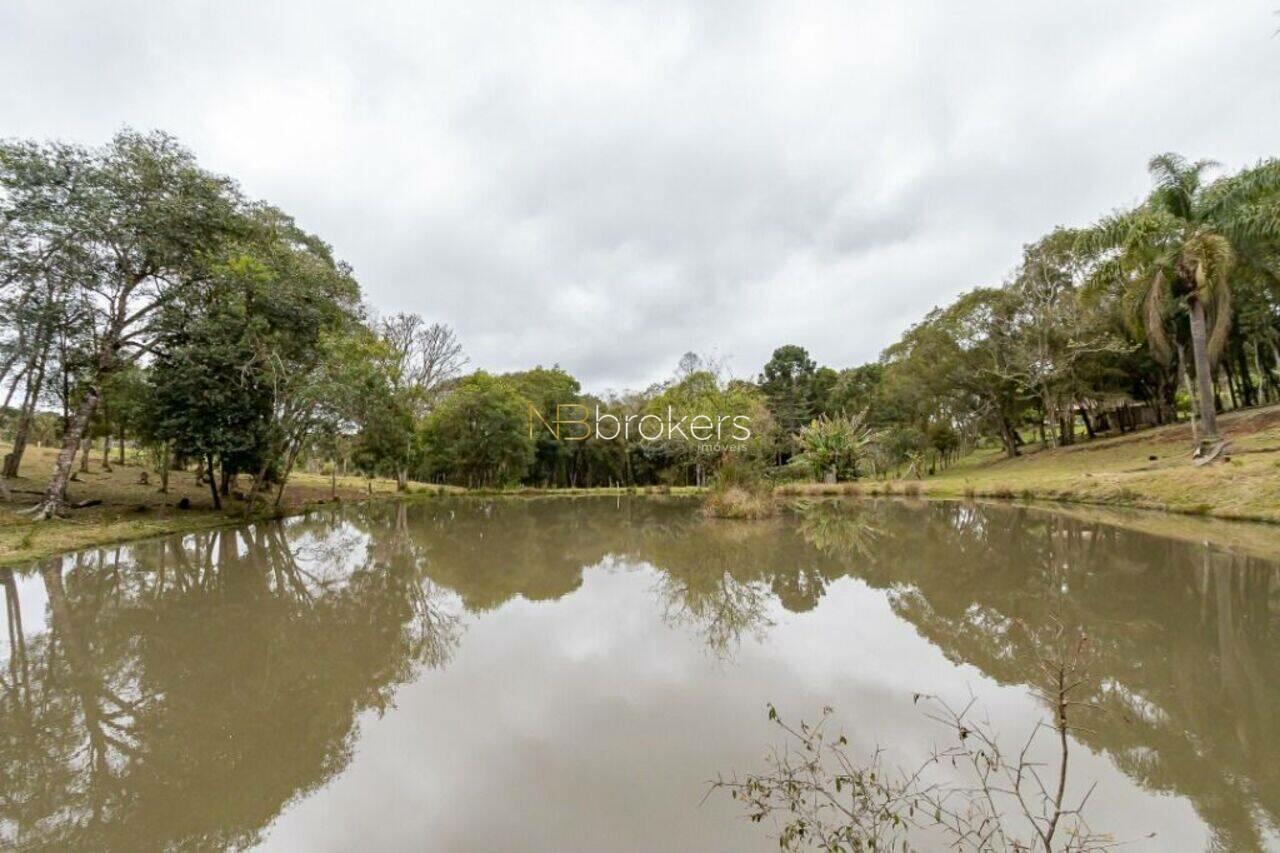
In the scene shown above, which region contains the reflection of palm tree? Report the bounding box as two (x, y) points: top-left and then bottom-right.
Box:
(794, 500), (881, 562)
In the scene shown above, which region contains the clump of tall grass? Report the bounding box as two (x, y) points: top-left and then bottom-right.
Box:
(701, 462), (776, 519)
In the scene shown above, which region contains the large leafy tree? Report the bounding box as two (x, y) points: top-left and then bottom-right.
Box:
(504, 366), (582, 487)
(1082, 154), (1280, 446)
(644, 369), (773, 485)
(0, 130), (243, 516)
(759, 345), (819, 463)
(148, 206), (364, 508)
(420, 372), (534, 488)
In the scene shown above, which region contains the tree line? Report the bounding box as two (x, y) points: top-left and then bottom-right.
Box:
(3, 133), (1279, 504)
(752, 152), (1280, 479)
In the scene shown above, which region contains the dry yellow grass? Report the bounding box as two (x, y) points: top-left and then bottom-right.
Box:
(891, 404), (1280, 524)
(701, 484), (776, 519)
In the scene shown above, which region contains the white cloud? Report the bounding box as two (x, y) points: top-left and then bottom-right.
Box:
(3, 0), (1277, 390)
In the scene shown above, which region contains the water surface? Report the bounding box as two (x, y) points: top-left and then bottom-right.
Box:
(2, 497), (1278, 851)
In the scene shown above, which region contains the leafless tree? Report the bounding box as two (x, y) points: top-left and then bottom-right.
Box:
(378, 312), (467, 416)
(713, 622), (1143, 851)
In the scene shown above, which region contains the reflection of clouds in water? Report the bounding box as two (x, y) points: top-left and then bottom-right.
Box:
(268, 562), (1208, 852)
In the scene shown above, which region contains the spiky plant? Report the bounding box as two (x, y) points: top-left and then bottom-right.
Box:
(792, 410), (877, 482)
(1080, 154), (1280, 445)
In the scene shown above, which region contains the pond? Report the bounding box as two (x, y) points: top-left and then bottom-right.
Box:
(1, 497), (1278, 851)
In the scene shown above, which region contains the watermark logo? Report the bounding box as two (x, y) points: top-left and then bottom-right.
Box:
(530, 404), (751, 444)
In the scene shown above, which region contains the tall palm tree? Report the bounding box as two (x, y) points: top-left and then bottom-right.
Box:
(1082, 154), (1280, 447)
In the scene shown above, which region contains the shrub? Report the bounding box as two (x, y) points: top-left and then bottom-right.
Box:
(701, 461), (776, 519)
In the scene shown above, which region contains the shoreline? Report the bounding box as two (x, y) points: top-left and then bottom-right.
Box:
(5, 401), (1280, 569)
(5, 480), (1279, 572)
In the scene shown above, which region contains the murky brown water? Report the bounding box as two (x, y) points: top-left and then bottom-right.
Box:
(2, 497), (1278, 851)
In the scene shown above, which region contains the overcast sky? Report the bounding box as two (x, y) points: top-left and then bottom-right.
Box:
(3, 2), (1278, 392)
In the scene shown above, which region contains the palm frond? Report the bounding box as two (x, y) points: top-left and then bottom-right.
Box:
(1079, 255), (1127, 304)
(1206, 276), (1233, 368)
(1216, 198), (1280, 246)
(1074, 210), (1139, 255)
(1148, 153), (1218, 221)
(1142, 270), (1174, 365)
(1148, 152), (1191, 188)
(1199, 158), (1280, 227)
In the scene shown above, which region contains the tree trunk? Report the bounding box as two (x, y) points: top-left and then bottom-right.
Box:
(1188, 296), (1220, 443)
(274, 437), (304, 508)
(1236, 346), (1256, 408)
(1178, 344), (1200, 446)
(1, 356), (34, 413)
(1252, 341), (1269, 405)
(102, 434), (112, 471)
(30, 386), (99, 518)
(118, 424), (126, 464)
(3, 352), (48, 479)
(207, 454), (222, 510)
(244, 457), (272, 517)
(999, 417), (1020, 459)
(1222, 360), (1239, 411)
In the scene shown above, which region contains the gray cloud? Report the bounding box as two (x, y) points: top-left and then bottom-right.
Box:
(3, 0), (1277, 391)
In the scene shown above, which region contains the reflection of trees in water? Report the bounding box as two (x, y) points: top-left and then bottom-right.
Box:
(639, 517), (844, 656)
(792, 500), (1280, 853)
(0, 514), (460, 851)
(650, 535), (778, 659)
(3, 497), (1277, 849)
(2, 568), (28, 704)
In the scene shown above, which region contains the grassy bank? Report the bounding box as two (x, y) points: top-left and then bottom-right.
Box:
(0, 444), (455, 568)
(779, 404), (1280, 524)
